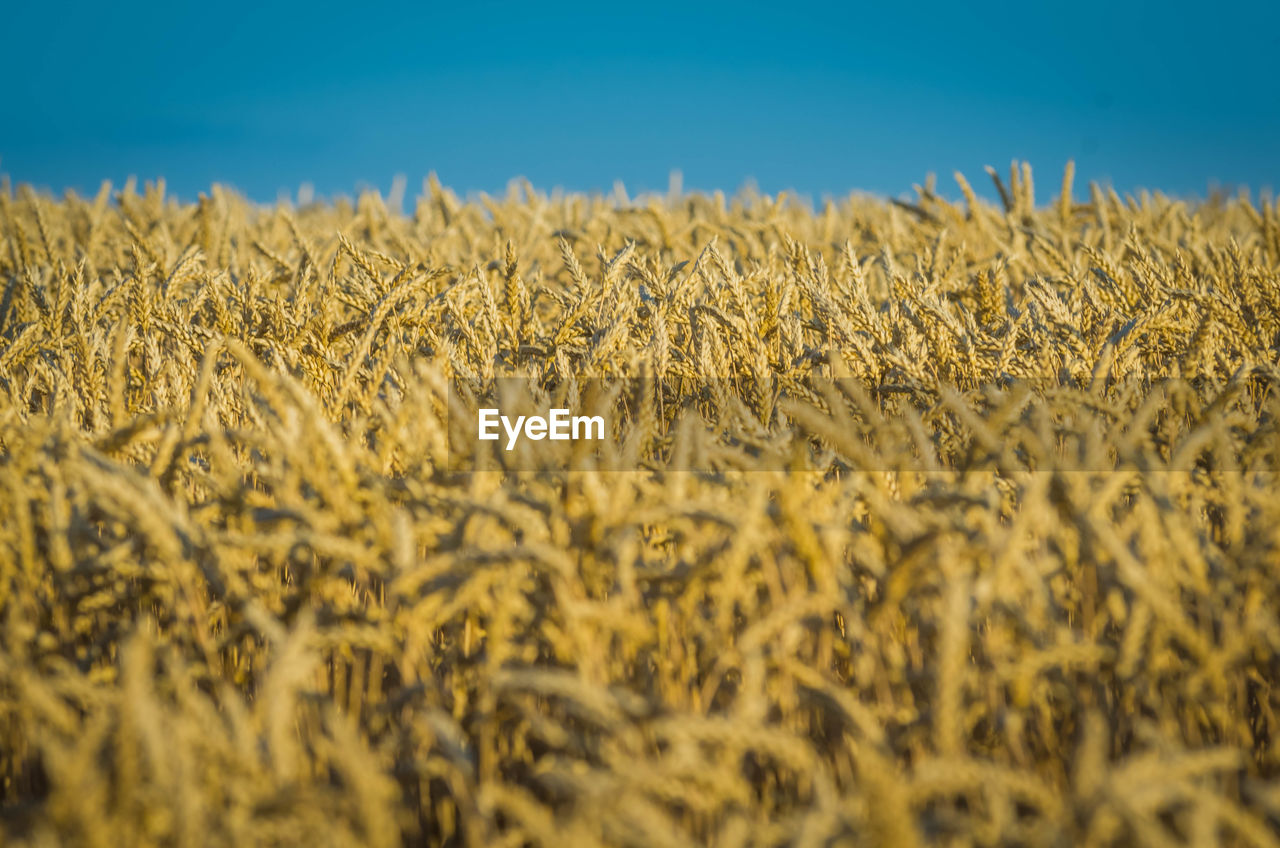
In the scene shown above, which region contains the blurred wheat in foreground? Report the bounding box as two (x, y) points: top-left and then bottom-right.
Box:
(1, 164), (1279, 847)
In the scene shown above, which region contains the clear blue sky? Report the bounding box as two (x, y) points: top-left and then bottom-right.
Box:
(3, 1), (1277, 202)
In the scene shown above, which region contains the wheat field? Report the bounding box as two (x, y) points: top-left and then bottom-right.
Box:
(1, 164), (1278, 846)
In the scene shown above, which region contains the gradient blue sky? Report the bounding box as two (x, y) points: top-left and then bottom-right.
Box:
(3, 1), (1277, 202)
